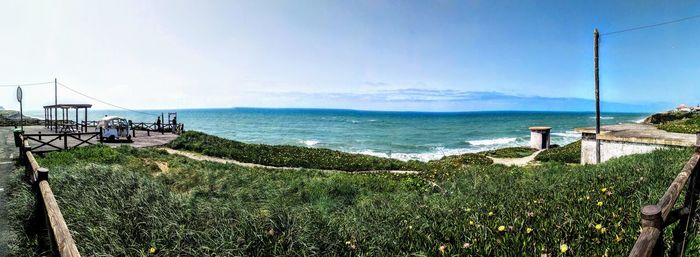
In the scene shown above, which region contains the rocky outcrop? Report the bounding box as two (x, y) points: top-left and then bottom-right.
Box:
(642, 111), (697, 124)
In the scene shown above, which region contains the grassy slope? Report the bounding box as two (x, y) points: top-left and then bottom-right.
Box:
(645, 111), (700, 134)
(535, 140), (581, 164)
(482, 147), (537, 158)
(5, 145), (698, 256)
(169, 131), (493, 171)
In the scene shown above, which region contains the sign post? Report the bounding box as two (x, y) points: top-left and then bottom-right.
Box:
(16, 86), (23, 130)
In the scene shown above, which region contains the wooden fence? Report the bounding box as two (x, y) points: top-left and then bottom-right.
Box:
(17, 134), (81, 257)
(22, 132), (101, 154)
(629, 133), (700, 257)
(131, 122), (184, 136)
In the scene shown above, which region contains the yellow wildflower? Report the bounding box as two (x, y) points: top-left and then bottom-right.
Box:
(488, 211), (494, 216)
(597, 201), (603, 207)
(615, 235), (623, 242)
(526, 227), (533, 234)
(595, 224), (602, 230)
(498, 225), (506, 232)
(600, 227), (607, 234)
(560, 244), (569, 253)
(149, 246), (156, 254)
(469, 220), (474, 225)
(601, 188), (607, 193)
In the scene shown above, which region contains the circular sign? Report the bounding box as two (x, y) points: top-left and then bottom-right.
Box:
(16, 86), (22, 102)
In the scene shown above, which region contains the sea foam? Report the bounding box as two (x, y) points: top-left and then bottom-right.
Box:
(466, 137), (517, 146)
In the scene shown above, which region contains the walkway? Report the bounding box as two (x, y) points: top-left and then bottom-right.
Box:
(488, 150), (543, 166)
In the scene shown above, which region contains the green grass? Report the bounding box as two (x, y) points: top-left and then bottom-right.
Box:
(169, 131), (431, 171)
(535, 140), (581, 164)
(657, 118), (700, 134)
(5, 145), (700, 256)
(482, 147), (536, 158)
(644, 111), (700, 134)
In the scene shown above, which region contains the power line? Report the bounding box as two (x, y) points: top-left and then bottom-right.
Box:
(57, 82), (160, 116)
(0, 81), (54, 87)
(602, 14), (700, 35)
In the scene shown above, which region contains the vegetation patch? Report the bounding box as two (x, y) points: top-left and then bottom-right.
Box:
(657, 118), (700, 134)
(169, 131), (497, 171)
(535, 140), (581, 164)
(5, 145), (699, 256)
(481, 147), (536, 158)
(644, 111), (700, 134)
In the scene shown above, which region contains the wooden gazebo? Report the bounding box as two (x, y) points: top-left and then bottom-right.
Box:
(43, 104), (92, 133)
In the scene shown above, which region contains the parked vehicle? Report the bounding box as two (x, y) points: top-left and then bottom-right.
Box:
(97, 116), (132, 141)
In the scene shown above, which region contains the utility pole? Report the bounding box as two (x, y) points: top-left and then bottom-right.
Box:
(594, 29), (601, 164)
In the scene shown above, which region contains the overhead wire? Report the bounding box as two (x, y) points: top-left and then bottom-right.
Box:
(602, 13), (700, 35)
(57, 82), (160, 116)
(0, 81), (54, 87)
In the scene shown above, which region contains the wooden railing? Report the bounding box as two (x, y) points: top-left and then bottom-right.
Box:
(17, 135), (81, 257)
(131, 122), (184, 135)
(629, 133), (700, 257)
(22, 132), (101, 154)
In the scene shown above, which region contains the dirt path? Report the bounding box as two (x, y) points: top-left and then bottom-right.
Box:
(488, 150), (543, 166)
(0, 127), (18, 256)
(158, 148), (420, 174)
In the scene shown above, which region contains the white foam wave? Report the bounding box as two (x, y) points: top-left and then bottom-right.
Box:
(551, 131), (581, 138)
(467, 137), (517, 146)
(353, 147), (484, 162)
(590, 116), (614, 120)
(300, 140), (319, 146)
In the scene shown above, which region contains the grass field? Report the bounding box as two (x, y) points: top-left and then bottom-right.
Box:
(535, 140), (581, 164)
(5, 143), (699, 256)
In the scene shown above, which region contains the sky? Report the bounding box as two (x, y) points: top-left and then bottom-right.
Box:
(1, 0), (699, 112)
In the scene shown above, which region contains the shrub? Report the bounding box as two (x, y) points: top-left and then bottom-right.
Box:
(170, 131), (497, 172)
(535, 140), (581, 164)
(481, 147), (536, 158)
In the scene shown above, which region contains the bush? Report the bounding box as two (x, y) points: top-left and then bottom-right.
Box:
(481, 147), (536, 158)
(430, 153), (493, 169)
(535, 140), (581, 164)
(170, 131), (497, 172)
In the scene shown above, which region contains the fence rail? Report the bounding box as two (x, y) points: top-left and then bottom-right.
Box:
(22, 132), (101, 154)
(17, 135), (81, 257)
(629, 133), (700, 257)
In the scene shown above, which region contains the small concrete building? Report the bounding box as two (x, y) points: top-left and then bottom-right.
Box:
(576, 124), (696, 164)
(529, 126), (551, 150)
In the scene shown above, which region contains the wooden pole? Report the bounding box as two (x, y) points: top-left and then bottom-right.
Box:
(594, 28), (601, 164)
(54, 78), (58, 133)
(84, 108), (88, 132)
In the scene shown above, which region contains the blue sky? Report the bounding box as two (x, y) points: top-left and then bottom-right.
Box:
(1, 1), (699, 112)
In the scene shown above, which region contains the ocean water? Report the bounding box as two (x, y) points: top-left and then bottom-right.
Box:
(28, 108), (648, 161)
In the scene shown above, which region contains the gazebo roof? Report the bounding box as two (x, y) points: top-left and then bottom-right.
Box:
(43, 104), (93, 109)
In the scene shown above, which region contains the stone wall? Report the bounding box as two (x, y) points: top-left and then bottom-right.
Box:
(581, 135), (666, 164)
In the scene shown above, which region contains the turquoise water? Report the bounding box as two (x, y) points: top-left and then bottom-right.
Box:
(29, 108), (648, 161)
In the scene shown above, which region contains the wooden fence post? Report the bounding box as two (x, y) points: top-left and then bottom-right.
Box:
(63, 133), (68, 150)
(642, 205), (664, 256)
(99, 127), (103, 143)
(37, 167), (49, 182)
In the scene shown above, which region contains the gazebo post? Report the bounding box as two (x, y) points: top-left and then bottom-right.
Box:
(75, 108), (79, 132)
(84, 108), (88, 132)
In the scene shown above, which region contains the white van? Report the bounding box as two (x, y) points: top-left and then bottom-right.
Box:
(97, 116), (132, 141)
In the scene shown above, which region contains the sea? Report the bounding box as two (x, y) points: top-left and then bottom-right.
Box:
(28, 108), (648, 162)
